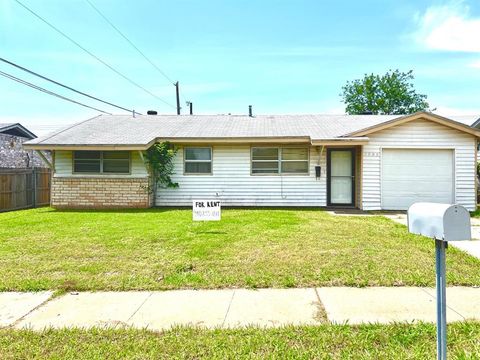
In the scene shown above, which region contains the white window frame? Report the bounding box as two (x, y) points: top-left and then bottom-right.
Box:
(251, 147), (309, 175)
(184, 147), (213, 175)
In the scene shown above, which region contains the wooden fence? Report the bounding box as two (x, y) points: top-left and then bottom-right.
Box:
(0, 168), (51, 212)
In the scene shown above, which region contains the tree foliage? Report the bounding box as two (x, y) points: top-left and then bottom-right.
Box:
(340, 70), (430, 115)
(143, 142), (178, 192)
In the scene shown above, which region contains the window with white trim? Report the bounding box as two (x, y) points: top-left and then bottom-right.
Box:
(251, 147), (308, 174)
(73, 151), (130, 174)
(184, 147), (212, 174)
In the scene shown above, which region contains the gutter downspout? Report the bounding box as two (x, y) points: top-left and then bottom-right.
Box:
(318, 145), (325, 165)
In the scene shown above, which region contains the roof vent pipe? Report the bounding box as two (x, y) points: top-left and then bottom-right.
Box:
(147, 110), (158, 115)
(248, 105), (253, 117)
(132, 109), (136, 118)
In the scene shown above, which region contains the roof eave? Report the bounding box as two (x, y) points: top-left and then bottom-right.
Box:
(22, 144), (152, 151)
(161, 136), (312, 144)
(343, 111), (480, 138)
(23, 136), (314, 150)
(0, 123), (37, 139)
(311, 137), (369, 146)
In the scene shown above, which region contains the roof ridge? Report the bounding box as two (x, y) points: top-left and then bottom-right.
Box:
(33, 115), (103, 144)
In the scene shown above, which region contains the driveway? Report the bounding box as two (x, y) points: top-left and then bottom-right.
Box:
(383, 213), (480, 259)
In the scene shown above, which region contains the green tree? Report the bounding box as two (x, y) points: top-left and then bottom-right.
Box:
(340, 70), (430, 115)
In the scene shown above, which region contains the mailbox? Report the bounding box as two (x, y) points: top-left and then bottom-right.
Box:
(407, 202), (472, 359)
(407, 203), (471, 241)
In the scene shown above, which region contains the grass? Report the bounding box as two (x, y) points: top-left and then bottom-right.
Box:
(1, 207), (480, 291)
(1, 323), (480, 359)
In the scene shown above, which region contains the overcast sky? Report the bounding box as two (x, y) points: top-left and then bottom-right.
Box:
(1, 0), (480, 135)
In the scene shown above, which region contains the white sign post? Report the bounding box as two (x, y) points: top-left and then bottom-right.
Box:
(192, 200), (221, 221)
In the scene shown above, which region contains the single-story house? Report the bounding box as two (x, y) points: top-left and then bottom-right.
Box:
(23, 112), (480, 211)
(0, 123), (50, 168)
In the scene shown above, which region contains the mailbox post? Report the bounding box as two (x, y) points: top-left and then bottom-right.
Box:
(408, 203), (471, 360)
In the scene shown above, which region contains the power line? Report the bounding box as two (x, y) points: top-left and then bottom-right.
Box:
(0, 57), (139, 114)
(85, 0), (191, 109)
(85, 0), (175, 86)
(13, 0), (176, 109)
(0, 70), (111, 114)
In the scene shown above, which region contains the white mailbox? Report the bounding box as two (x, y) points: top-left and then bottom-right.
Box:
(408, 203), (471, 241)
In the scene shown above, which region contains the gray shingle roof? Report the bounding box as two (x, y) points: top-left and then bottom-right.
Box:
(0, 123), (37, 139)
(446, 115), (480, 126)
(25, 114), (399, 146)
(23, 113), (480, 149)
(0, 123), (16, 130)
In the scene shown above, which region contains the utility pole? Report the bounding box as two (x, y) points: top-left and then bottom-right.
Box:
(175, 81), (181, 115)
(186, 101), (193, 115)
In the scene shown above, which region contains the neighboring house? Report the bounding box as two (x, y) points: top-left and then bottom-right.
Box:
(0, 123), (49, 168)
(24, 112), (480, 211)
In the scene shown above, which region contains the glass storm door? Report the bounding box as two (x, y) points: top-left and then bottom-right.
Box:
(328, 149), (355, 206)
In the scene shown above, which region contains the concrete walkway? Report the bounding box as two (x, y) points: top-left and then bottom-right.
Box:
(383, 213), (480, 259)
(2, 287), (480, 331)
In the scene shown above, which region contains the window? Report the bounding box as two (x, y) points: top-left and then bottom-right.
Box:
(102, 151), (130, 173)
(251, 147), (308, 174)
(184, 147), (212, 174)
(73, 151), (130, 174)
(73, 151), (100, 173)
(252, 148), (279, 174)
(281, 148), (309, 173)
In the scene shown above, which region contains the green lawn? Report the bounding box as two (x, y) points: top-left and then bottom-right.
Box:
(0, 207), (479, 291)
(1, 323), (480, 359)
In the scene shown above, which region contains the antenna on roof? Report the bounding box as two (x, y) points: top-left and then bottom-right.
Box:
(175, 81), (181, 115)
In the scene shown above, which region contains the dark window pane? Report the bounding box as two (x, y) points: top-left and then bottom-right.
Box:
(103, 160), (130, 173)
(282, 148), (308, 160)
(281, 161), (308, 173)
(185, 148), (211, 160)
(252, 161), (278, 174)
(74, 151), (100, 160)
(252, 148), (278, 161)
(185, 162), (211, 173)
(103, 151), (129, 160)
(74, 160), (100, 173)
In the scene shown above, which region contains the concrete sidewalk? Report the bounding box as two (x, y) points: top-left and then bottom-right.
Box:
(2, 287), (480, 331)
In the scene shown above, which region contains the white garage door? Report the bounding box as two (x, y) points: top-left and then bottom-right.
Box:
(381, 149), (454, 210)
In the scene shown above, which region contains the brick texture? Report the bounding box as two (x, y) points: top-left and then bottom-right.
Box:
(51, 177), (153, 209)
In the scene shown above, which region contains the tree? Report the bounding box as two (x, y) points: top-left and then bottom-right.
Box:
(340, 70), (430, 115)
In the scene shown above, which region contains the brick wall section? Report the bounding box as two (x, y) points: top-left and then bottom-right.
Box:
(51, 177), (153, 209)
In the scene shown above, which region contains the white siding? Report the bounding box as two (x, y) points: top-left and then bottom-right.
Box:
(54, 150), (148, 178)
(362, 119), (476, 211)
(156, 145), (327, 206)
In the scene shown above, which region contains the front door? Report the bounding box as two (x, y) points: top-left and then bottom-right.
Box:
(327, 148), (355, 206)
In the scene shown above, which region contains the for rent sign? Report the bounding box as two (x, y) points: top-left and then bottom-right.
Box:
(193, 200), (221, 221)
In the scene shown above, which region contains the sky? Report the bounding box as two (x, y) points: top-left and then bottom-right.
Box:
(1, 0), (480, 135)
